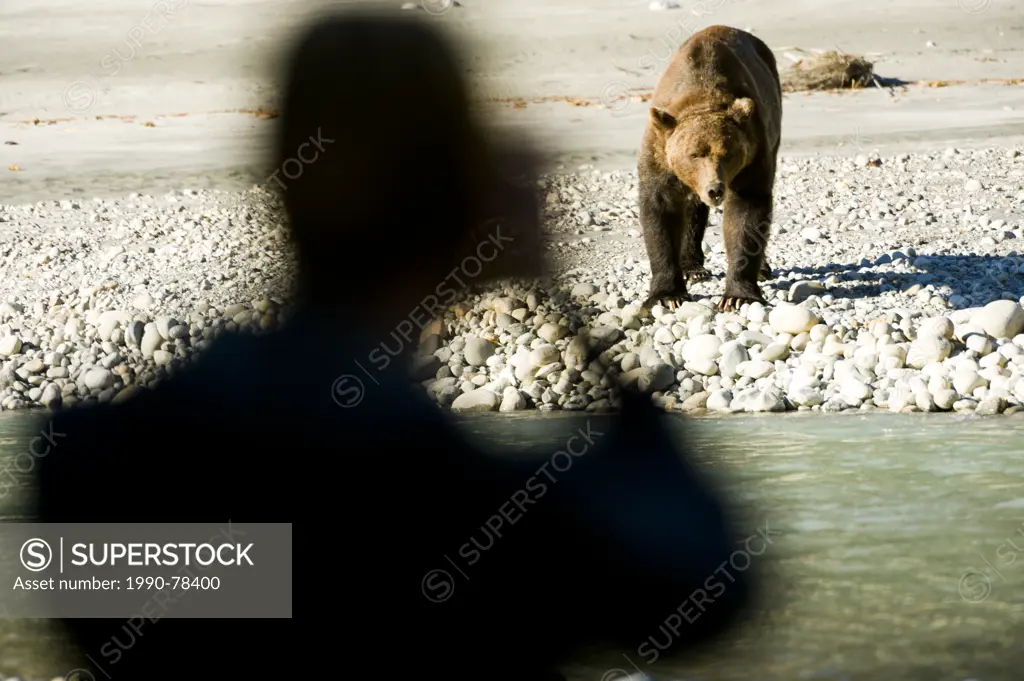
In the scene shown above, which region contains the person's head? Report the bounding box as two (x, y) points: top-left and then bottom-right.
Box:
(274, 8), (544, 317)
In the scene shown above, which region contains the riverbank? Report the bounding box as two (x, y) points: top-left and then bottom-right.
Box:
(1, 0), (1023, 415)
(1, 145), (1023, 414)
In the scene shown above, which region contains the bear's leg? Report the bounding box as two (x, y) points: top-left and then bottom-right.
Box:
(679, 196), (712, 283)
(759, 258), (772, 282)
(639, 176), (689, 310)
(719, 192), (772, 313)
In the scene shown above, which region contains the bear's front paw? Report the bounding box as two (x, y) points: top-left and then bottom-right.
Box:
(717, 279), (765, 313)
(644, 286), (691, 311)
(683, 265), (714, 283)
(646, 295), (691, 311)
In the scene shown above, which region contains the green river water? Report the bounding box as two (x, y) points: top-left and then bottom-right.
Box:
(1, 410), (1023, 681)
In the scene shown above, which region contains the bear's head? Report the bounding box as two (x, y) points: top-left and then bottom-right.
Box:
(650, 97), (757, 208)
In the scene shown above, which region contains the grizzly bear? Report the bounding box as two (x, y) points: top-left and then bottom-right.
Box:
(637, 25), (782, 312)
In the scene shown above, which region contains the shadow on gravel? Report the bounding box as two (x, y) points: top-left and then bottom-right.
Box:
(772, 252), (1024, 305)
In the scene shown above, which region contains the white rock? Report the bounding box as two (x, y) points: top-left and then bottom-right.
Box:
(975, 300), (1024, 339)
(966, 335), (994, 355)
(133, 292), (155, 310)
(760, 342), (789, 362)
(933, 389), (958, 410)
(140, 324), (163, 358)
(768, 304), (819, 335)
(737, 360), (774, 379)
(0, 335), (22, 356)
(907, 335), (952, 369)
(953, 370), (987, 396)
(654, 327), (676, 344)
(888, 383), (912, 412)
(841, 378), (873, 401)
(718, 341), (749, 378)
(789, 386), (824, 407)
(84, 368), (114, 391)
(564, 335), (589, 370)
(451, 389), (499, 412)
(789, 280), (826, 302)
(681, 392), (709, 410)
(571, 283), (598, 298)
(746, 302), (767, 323)
(463, 337), (496, 367)
(732, 386), (785, 412)
(40, 383), (62, 409)
(809, 324), (830, 343)
(529, 344), (560, 368)
(638, 363), (676, 393)
(675, 302), (712, 321)
(707, 389), (734, 411)
(686, 358), (719, 376)
(918, 316), (954, 339)
(737, 330), (773, 347)
(538, 323), (569, 342)
(590, 325), (623, 344)
(499, 387), (527, 412)
(977, 396), (1005, 415)
(682, 334), (722, 363)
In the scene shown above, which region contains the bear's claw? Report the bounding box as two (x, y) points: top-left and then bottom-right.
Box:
(684, 266), (714, 283)
(716, 295), (764, 313)
(644, 291), (691, 311)
(652, 296), (690, 311)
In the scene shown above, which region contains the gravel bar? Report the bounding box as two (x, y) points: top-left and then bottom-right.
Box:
(1, 146), (1024, 415)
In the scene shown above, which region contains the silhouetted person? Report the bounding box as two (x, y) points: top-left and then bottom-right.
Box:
(35, 7), (759, 681)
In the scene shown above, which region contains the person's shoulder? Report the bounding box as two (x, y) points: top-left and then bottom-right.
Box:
(48, 330), (269, 437)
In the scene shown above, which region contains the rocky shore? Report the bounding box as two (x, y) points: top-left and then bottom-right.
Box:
(1, 146), (1023, 415)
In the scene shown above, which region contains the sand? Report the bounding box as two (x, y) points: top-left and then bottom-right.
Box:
(0, 0), (1022, 203)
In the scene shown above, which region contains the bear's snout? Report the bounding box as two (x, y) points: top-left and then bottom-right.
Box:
(706, 182), (725, 206)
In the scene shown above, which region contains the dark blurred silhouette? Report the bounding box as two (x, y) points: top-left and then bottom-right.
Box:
(35, 7), (759, 681)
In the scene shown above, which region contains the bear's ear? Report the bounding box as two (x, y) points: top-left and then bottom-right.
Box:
(650, 107), (678, 130)
(729, 98), (755, 122)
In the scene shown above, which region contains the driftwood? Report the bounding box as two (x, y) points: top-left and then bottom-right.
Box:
(780, 50), (876, 93)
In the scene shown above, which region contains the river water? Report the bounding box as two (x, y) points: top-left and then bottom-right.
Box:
(2, 410), (1024, 681)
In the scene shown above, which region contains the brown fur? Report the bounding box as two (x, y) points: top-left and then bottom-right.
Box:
(637, 25), (782, 312)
